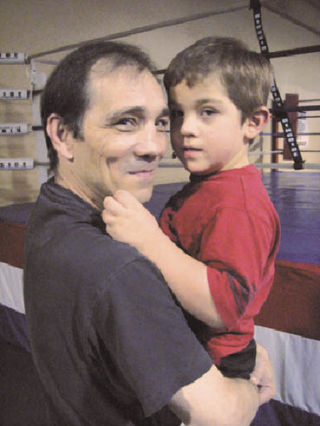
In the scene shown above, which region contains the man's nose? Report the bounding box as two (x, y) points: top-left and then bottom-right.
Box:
(134, 125), (167, 158)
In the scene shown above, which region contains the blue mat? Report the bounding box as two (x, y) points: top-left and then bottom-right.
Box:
(1, 171), (319, 265)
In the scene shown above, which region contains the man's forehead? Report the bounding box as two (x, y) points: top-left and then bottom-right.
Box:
(89, 65), (159, 94)
(87, 67), (167, 116)
(90, 58), (144, 76)
(89, 61), (154, 85)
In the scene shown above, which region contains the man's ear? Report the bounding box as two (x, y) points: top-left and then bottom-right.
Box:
(244, 106), (270, 140)
(46, 113), (74, 160)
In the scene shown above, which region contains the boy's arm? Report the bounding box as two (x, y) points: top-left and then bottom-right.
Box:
(103, 190), (225, 328)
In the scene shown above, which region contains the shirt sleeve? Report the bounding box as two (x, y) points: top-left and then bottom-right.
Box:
(95, 256), (212, 417)
(201, 207), (277, 330)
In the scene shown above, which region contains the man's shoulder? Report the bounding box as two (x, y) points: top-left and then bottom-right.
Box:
(26, 202), (151, 285)
(67, 222), (149, 279)
(50, 219), (147, 280)
(25, 184), (165, 290)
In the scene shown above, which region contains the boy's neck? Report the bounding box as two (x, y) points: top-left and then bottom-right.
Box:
(221, 148), (249, 172)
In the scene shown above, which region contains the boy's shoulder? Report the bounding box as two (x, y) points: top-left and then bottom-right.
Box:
(164, 165), (267, 213)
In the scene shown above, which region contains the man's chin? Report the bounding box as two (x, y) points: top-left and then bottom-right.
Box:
(134, 186), (154, 204)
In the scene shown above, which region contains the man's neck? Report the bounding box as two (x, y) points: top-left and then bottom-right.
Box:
(54, 172), (103, 212)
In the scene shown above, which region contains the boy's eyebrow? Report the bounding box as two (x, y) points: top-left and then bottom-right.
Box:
(169, 98), (224, 108)
(195, 98), (224, 107)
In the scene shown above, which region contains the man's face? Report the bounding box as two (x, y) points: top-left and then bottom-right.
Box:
(71, 66), (169, 208)
(169, 74), (250, 175)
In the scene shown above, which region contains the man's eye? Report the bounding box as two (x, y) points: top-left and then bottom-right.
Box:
(156, 118), (169, 132)
(115, 117), (138, 131)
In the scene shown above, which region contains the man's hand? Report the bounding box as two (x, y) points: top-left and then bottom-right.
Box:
(250, 343), (276, 405)
(102, 190), (160, 250)
(171, 365), (260, 426)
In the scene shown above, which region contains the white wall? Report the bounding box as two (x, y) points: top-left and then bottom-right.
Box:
(1, 0), (319, 205)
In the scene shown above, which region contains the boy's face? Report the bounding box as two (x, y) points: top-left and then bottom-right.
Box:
(169, 74), (251, 175)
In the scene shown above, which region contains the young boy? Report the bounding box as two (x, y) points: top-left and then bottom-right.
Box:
(103, 37), (281, 379)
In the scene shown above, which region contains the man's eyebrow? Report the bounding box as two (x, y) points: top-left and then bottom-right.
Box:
(107, 106), (169, 121)
(108, 106), (146, 121)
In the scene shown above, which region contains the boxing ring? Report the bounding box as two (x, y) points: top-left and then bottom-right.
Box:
(1, 1), (320, 424)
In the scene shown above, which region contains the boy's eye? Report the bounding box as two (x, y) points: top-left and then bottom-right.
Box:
(201, 108), (217, 117)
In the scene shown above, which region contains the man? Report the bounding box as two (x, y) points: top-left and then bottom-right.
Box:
(24, 41), (274, 425)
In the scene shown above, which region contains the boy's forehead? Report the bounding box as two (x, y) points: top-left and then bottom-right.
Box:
(172, 71), (221, 89)
(169, 73), (226, 102)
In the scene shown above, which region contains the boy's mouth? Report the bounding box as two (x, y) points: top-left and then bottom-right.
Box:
(183, 146), (202, 157)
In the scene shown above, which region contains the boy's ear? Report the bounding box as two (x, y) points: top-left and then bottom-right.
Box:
(244, 106), (270, 140)
(46, 113), (74, 160)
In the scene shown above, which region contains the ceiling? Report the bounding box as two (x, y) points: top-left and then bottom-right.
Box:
(261, 0), (320, 36)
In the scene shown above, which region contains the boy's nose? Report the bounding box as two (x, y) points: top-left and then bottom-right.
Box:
(180, 114), (198, 137)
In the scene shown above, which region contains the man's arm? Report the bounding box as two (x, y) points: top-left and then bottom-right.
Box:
(103, 189), (224, 328)
(250, 343), (276, 405)
(102, 246), (275, 425)
(170, 343), (275, 425)
(171, 364), (259, 425)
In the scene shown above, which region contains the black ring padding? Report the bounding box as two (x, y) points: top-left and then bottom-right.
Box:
(250, 2), (305, 170)
(249, 0), (261, 14)
(293, 161), (305, 170)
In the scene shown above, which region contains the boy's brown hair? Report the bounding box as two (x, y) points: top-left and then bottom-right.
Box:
(164, 37), (273, 122)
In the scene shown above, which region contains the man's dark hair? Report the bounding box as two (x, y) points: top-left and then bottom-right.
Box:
(164, 37), (273, 123)
(41, 41), (156, 171)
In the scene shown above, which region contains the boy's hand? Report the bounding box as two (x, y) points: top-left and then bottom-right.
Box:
(102, 190), (160, 249)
